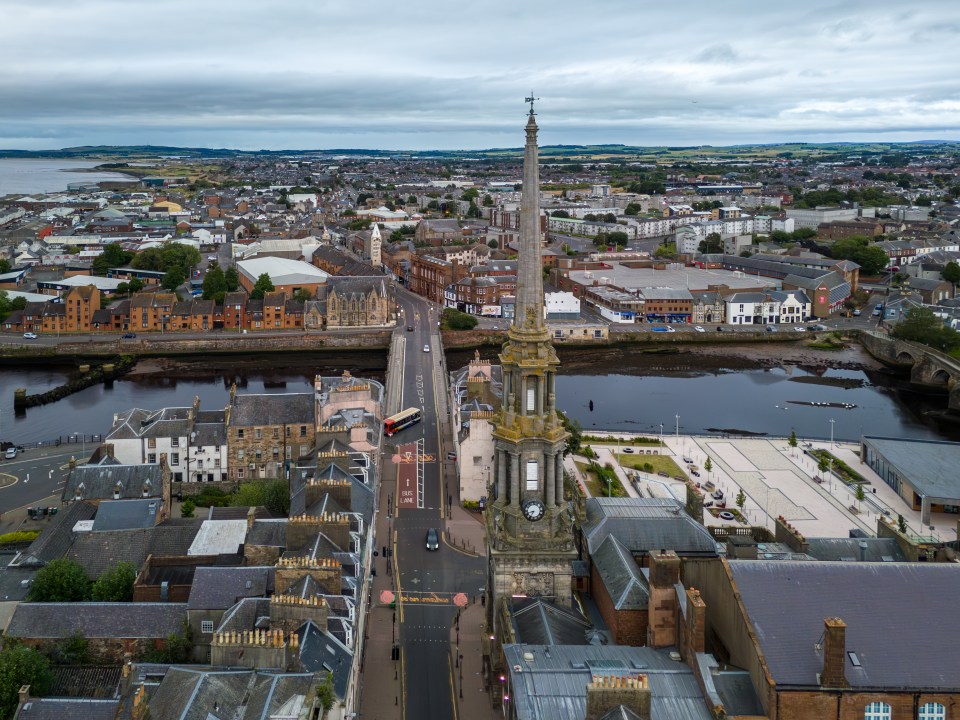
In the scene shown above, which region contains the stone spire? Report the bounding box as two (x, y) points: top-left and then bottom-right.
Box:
(512, 104), (546, 334)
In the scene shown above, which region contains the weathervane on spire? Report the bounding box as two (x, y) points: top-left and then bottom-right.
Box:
(525, 91), (540, 115)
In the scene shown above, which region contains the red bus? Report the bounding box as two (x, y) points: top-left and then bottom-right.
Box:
(384, 407), (423, 436)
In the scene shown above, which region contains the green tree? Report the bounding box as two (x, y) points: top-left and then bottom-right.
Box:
(855, 482), (866, 511)
(704, 457), (712, 476)
(231, 479), (289, 516)
(440, 307), (478, 330)
(202, 264), (227, 301)
(551, 209), (570, 218)
(116, 281), (130, 296)
(607, 231), (629, 245)
(942, 261), (960, 288)
(624, 203), (641, 216)
(250, 273), (275, 300)
(854, 246), (890, 276)
(55, 632), (89, 665)
(0, 645), (53, 718)
(180, 498), (196, 518)
(0, 258), (10, 274)
(482, 194), (494, 207)
(698, 232), (723, 254)
(91, 561), (136, 602)
(407, 195), (418, 204)
(788, 430), (798, 454)
(161, 266), (186, 292)
(92, 243), (134, 276)
(557, 411), (582, 456)
(0, 291), (11, 323)
(897, 513), (908, 534)
(292, 288), (313, 303)
(654, 242), (676, 259)
(224, 267), (240, 292)
(128, 277), (144, 293)
(818, 454), (830, 476)
(735, 488), (746, 510)
(892, 306), (960, 353)
(131, 247), (163, 271)
(28, 558), (91, 602)
(487, 239), (499, 249)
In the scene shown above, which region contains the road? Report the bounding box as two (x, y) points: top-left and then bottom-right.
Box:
(0, 444), (81, 516)
(388, 290), (485, 720)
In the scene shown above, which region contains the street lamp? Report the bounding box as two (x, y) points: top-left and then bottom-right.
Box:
(829, 418), (835, 448)
(659, 423), (663, 447)
(675, 414), (680, 443)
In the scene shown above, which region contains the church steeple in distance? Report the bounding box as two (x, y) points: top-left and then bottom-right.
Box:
(486, 98), (575, 611)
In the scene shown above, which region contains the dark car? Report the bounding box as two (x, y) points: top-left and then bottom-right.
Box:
(425, 528), (440, 551)
(122, 332), (137, 339)
(407, 326), (413, 331)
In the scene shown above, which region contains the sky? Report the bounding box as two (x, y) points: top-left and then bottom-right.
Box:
(2, 0), (960, 151)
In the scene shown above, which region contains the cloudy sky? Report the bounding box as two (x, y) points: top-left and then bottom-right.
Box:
(2, 0), (959, 151)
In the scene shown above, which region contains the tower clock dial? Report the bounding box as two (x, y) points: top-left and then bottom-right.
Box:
(522, 499), (545, 522)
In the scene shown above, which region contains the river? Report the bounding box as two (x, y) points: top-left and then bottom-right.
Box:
(0, 350), (952, 445)
(0, 158), (138, 196)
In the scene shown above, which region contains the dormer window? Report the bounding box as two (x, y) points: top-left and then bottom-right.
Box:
(114, 482), (122, 500)
(142, 479), (153, 497)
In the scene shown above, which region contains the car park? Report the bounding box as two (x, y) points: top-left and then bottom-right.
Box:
(425, 528), (440, 551)
(694, 325), (705, 333)
(22, 332), (37, 339)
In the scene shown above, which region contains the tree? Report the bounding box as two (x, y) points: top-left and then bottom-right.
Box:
(854, 246), (890, 276)
(818, 454), (830, 477)
(654, 242), (676, 259)
(92, 243), (134, 276)
(488, 239), (499, 249)
(250, 273), (275, 300)
(441, 307), (478, 330)
(202, 264), (227, 301)
(942, 261), (960, 287)
(607, 231), (629, 245)
(161, 266), (186, 292)
(624, 203), (641, 216)
(116, 282), (130, 296)
(0, 291), (11, 323)
(482, 194), (494, 207)
(28, 558), (91, 602)
(407, 195), (418, 205)
(897, 513), (908, 534)
(129, 277), (144, 293)
(602, 213), (617, 224)
(0, 258), (10, 274)
(0, 645), (53, 719)
(735, 488), (746, 510)
(892, 306), (960, 353)
(91, 562), (136, 602)
(788, 430), (798, 454)
(224, 267), (240, 292)
(698, 232), (723, 254)
(855, 482), (866, 511)
(704, 457), (713, 476)
(181, 498), (196, 518)
(551, 209), (570, 218)
(231, 479), (289, 516)
(292, 288), (313, 303)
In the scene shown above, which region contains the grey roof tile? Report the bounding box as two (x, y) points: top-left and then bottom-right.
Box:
(592, 535), (649, 610)
(7, 603), (187, 639)
(16, 698), (120, 720)
(229, 393), (315, 427)
(187, 566), (274, 610)
(582, 498), (718, 556)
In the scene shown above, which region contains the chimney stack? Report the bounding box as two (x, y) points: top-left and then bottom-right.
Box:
(585, 674), (651, 720)
(821, 617), (848, 688)
(646, 550), (681, 648)
(18, 686), (30, 707)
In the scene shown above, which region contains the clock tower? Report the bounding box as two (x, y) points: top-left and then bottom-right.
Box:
(486, 99), (576, 612)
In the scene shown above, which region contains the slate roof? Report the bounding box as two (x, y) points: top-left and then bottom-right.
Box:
(503, 644), (712, 720)
(229, 392), (315, 427)
(804, 537), (906, 562)
(146, 667), (315, 720)
(592, 535), (649, 610)
(63, 463), (164, 502)
(216, 597), (273, 634)
(65, 522), (203, 578)
(187, 566), (274, 609)
(511, 597), (594, 646)
(246, 519), (288, 547)
(7, 603), (187, 639)
(15, 699), (120, 720)
(728, 560), (960, 689)
(90, 498), (159, 531)
(582, 498), (719, 556)
(298, 620), (353, 699)
(15, 501), (97, 566)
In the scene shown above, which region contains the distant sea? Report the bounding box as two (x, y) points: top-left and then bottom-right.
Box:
(0, 158), (137, 196)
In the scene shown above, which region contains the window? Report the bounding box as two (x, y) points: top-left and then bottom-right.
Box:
(147, 453), (156, 464)
(864, 702), (891, 720)
(255, 449), (262, 460)
(214, 459), (221, 468)
(237, 468), (244, 479)
(526, 459), (538, 491)
(201, 620), (214, 634)
(238, 449), (244, 460)
(173, 472), (182, 482)
(919, 703), (946, 720)
(300, 425), (307, 437)
(171, 437), (180, 447)
(273, 447), (279, 458)
(171, 453), (180, 466)
(147, 437), (156, 449)
(256, 428), (262, 440)
(273, 427), (279, 439)
(196, 459), (203, 469)
(526, 384), (535, 412)
(473, 456), (482, 465)
(237, 429), (244, 439)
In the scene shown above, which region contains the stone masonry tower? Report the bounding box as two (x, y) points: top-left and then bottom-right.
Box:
(486, 99), (576, 613)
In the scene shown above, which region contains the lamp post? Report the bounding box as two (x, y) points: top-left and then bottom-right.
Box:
(675, 414), (679, 443)
(829, 418), (835, 449)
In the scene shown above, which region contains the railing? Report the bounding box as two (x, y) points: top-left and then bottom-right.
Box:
(8, 435), (103, 451)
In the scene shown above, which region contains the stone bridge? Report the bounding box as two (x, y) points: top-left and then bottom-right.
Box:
(860, 330), (960, 411)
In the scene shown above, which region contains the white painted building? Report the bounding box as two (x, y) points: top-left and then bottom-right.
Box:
(544, 291), (580, 319)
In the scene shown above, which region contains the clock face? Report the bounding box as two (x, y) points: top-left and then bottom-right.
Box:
(522, 499), (545, 522)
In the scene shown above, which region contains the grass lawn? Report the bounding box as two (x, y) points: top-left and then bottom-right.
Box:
(615, 454), (687, 480)
(574, 459), (627, 498)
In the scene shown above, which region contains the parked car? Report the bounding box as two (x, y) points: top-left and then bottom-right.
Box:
(622, 448), (634, 453)
(446, 452), (457, 460)
(651, 326), (675, 333)
(207, 255), (217, 261)
(4, 447), (17, 460)
(657, 470), (669, 477)
(794, 326), (805, 332)
(407, 326), (413, 331)
(425, 528), (440, 551)
(691, 470), (701, 477)
(765, 325), (777, 332)
(694, 325), (705, 333)
(423, 344), (430, 352)
(22, 332), (37, 339)
(852, 309), (861, 316)
(122, 332), (137, 339)
(682, 456), (693, 464)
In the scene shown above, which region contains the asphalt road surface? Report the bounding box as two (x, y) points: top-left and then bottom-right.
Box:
(0, 445), (80, 516)
(389, 291), (485, 720)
